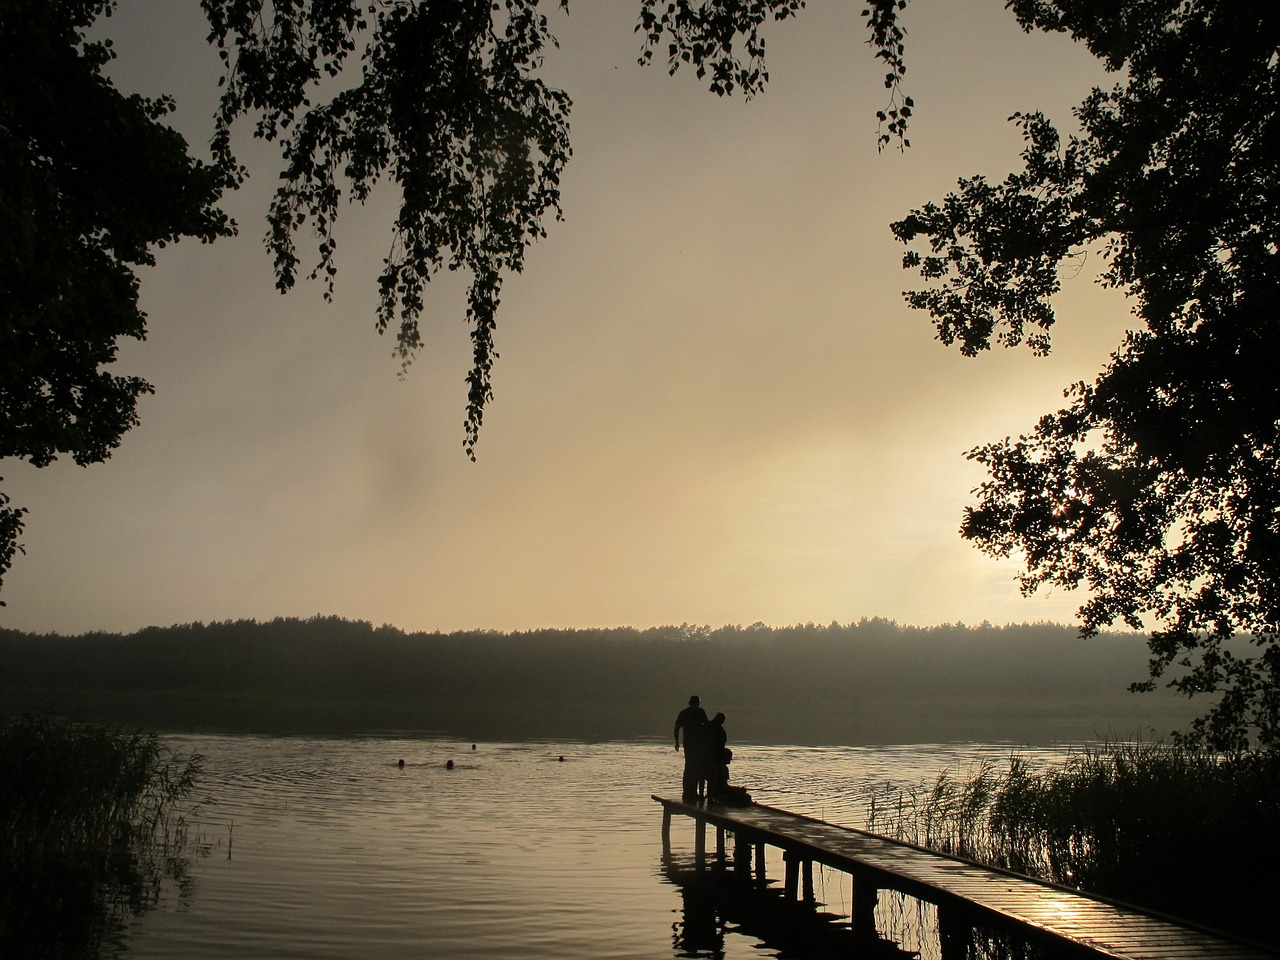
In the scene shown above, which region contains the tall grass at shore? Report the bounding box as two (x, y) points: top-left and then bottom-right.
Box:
(866, 740), (1280, 948)
(0, 713), (204, 960)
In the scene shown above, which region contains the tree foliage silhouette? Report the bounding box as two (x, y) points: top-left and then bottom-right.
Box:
(0, 0), (231, 602)
(891, 0), (1280, 748)
(203, 0), (574, 461)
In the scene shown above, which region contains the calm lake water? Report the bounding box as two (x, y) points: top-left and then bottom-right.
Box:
(109, 735), (1076, 960)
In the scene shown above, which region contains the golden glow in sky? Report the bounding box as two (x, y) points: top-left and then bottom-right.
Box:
(3, 1), (1134, 635)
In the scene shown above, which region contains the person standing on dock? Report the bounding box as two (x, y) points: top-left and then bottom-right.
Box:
(673, 695), (708, 801)
(705, 712), (728, 802)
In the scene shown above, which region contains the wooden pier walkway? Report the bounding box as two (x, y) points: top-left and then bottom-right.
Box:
(654, 795), (1277, 960)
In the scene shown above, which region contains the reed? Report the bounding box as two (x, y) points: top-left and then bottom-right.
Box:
(0, 713), (204, 959)
(866, 740), (1280, 947)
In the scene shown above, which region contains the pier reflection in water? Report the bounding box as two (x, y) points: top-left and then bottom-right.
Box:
(665, 857), (923, 960)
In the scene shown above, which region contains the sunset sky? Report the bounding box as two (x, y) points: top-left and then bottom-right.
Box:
(3, 1), (1136, 636)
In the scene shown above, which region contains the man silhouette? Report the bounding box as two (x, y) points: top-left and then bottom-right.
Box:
(673, 695), (709, 801)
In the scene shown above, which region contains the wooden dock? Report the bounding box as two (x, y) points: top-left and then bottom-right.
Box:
(654, 795), (1277, 960)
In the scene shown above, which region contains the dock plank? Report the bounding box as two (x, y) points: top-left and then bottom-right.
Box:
(654, 795), (1276, 960)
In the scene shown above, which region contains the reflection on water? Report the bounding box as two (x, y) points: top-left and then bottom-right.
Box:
(672, 875), (726, 958)
(665, 857), (925, 960)
(107, 736), (1067, 960)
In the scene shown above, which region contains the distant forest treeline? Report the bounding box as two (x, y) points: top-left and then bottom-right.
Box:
(0, 616), (1202, 744)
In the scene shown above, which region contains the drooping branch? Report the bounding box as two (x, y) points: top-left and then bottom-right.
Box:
(204, 0), (572, 458)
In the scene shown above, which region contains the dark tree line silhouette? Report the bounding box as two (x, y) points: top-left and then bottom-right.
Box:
(1, 616), (1200, 742)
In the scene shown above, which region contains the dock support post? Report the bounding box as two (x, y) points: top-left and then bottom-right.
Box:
(851, 874), (878, 941)
(754, 842), (766, 886)
(784, 851), (799, 901)
(733, 832), (750, 887)
(716, 826), (726, 861)
(802, 860), (814, 904)
(695, 818), (706, 870)
(661, 808), (672, 860)
(938, 905), (970, 960)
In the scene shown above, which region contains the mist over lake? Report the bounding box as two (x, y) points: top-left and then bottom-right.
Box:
(1, 617), (1201, 744)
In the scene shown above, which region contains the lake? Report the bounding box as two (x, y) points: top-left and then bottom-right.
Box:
(107, 734), (1076, 960)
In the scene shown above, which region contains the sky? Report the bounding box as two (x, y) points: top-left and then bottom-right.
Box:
(2, 1), (1138, 637)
